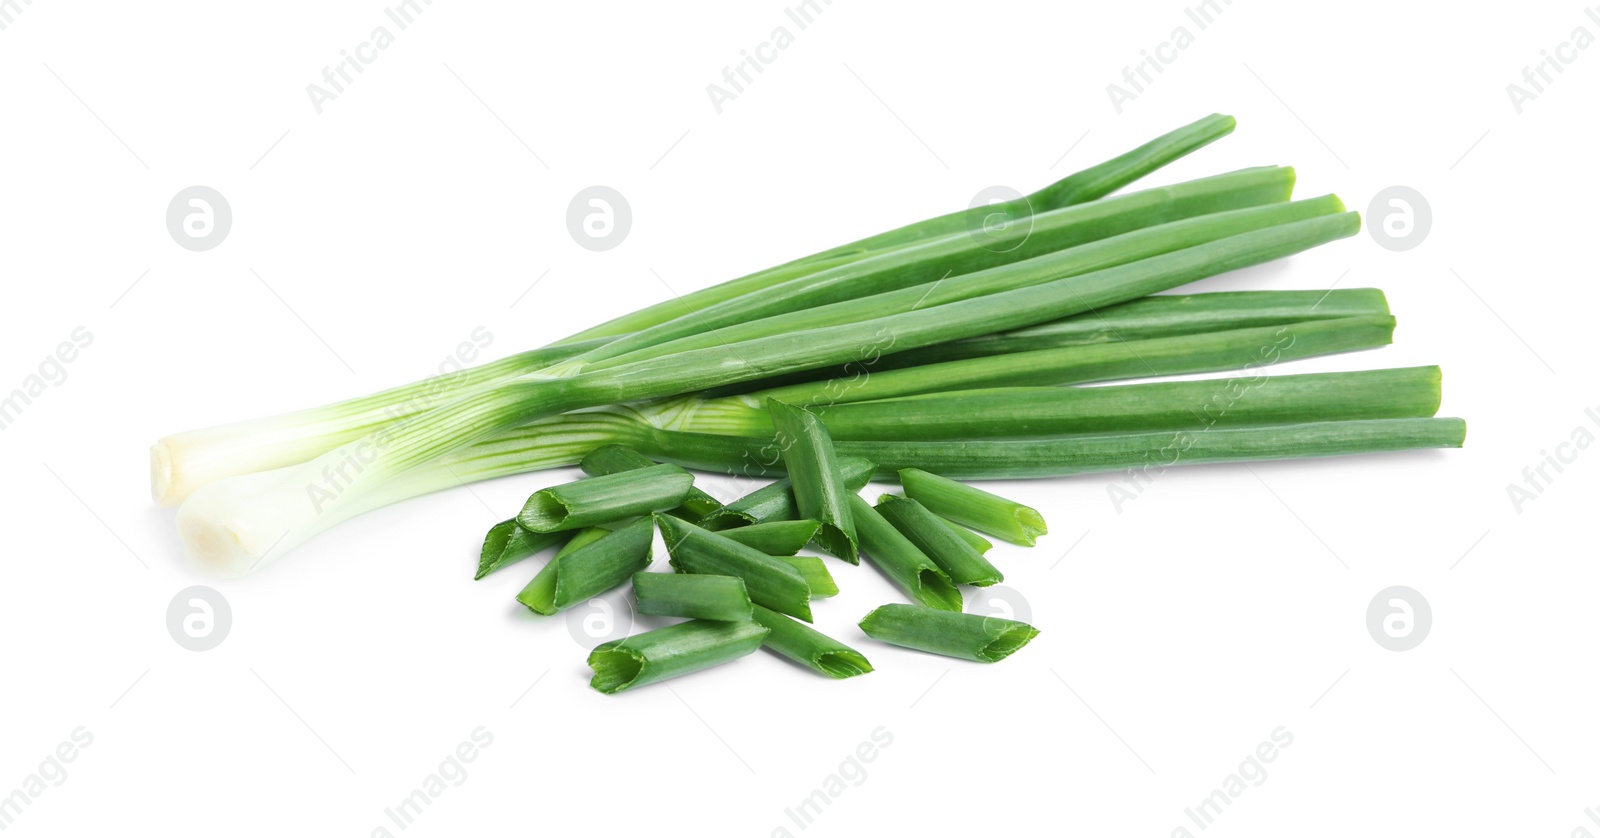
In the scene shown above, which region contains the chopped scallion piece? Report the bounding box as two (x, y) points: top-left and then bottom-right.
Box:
(774, 556), (838, 598)
(848, 495), (961, 612)
(718, 519), (823, 555)
(875, 495), (1003, 587)
(899, 468), (1047, 547)
(588, 620), (769, 694)
(551, 525), (612, 558)
(935, 515), (994, 555)
(859, 603), (1040, 663)
(476, 519), (565, 580)
(631, 572), (753, 622)
(767, 400), (857, 561)
(516, 519), (653, 615)
(517, 464), (695, 532)
(579, 444), (723, 519)
(656, 514), (814, 622)
(699, 457), (875, 530)
(751, 605), (872, 679)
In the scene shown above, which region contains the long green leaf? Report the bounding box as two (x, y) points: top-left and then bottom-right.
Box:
(620, 418), (1468, 481)
(707, 287), (1388, 395)
(177, 212), (1362, 574)
(579, 169), (1302, 368)
(696, 365), (1440, 440)
(590, 188), (1331, 373)
(736, 314), (1395, 409)
(561, 113), (1237, 344)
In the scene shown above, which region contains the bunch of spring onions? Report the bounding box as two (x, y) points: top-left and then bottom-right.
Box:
(151, 113), (1466, 580)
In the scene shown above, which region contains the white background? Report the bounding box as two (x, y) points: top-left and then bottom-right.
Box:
(2, 1), (1596, 835)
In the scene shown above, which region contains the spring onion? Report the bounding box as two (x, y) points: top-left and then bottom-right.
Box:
(574, 170), (1306, 370)
(875, 495), (1003, 587)
(177, 208), (1359, 574)
(816, 365), (1440, 439)
(699, 456), (875, 530)
(312, 400), (1459, 525)
(631, 572), (753, 622)
(693, 365), (1440, 441)
(858, 604), (1040, 663)
(854, 419), (1473, 480)
(563, 113), (1240, 347)
(546, 524), (612, 559)
(587, 619), (770, 694)
(148, 338), (610, 506)
(900, 469), (1047, 547)
(516, 519), (653, 615)
(718, 519), (823, 555)
(701, 286), (1389, 398)
(938, 517), (993, 555)
(776, 556), (838, 598)
(141, 111), (1480, 697)
(656, 514), (814, 621)
(476, 519), (565, 580)
(176, 206), (1358, 572)
(848, 495), (961, 612)
(327, 408), (1460, 526)
(814, 113), (1239, 258)
(730, 314), (1395, 410)
(578, 444), (722, 519)
(153, 115), (1235, 506)
(517, 464), (694, 532)
(767, 400), (857, 561)
(890, 287), (1391, 366)
(751, 604), (872, 679)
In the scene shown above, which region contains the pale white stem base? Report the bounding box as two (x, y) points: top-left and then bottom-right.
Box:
(175, 414), (630, 576)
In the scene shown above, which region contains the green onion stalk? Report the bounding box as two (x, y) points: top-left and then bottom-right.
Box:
(562, 112), (1239, 344)
(706, 286), (1389, 396)
(174, 212), (1361, 574)
(554, 167), (1299, 370)
(226, 408), (1463, 572)
(423, 365), (1448, 493)
(150, 115), (1243, 505)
